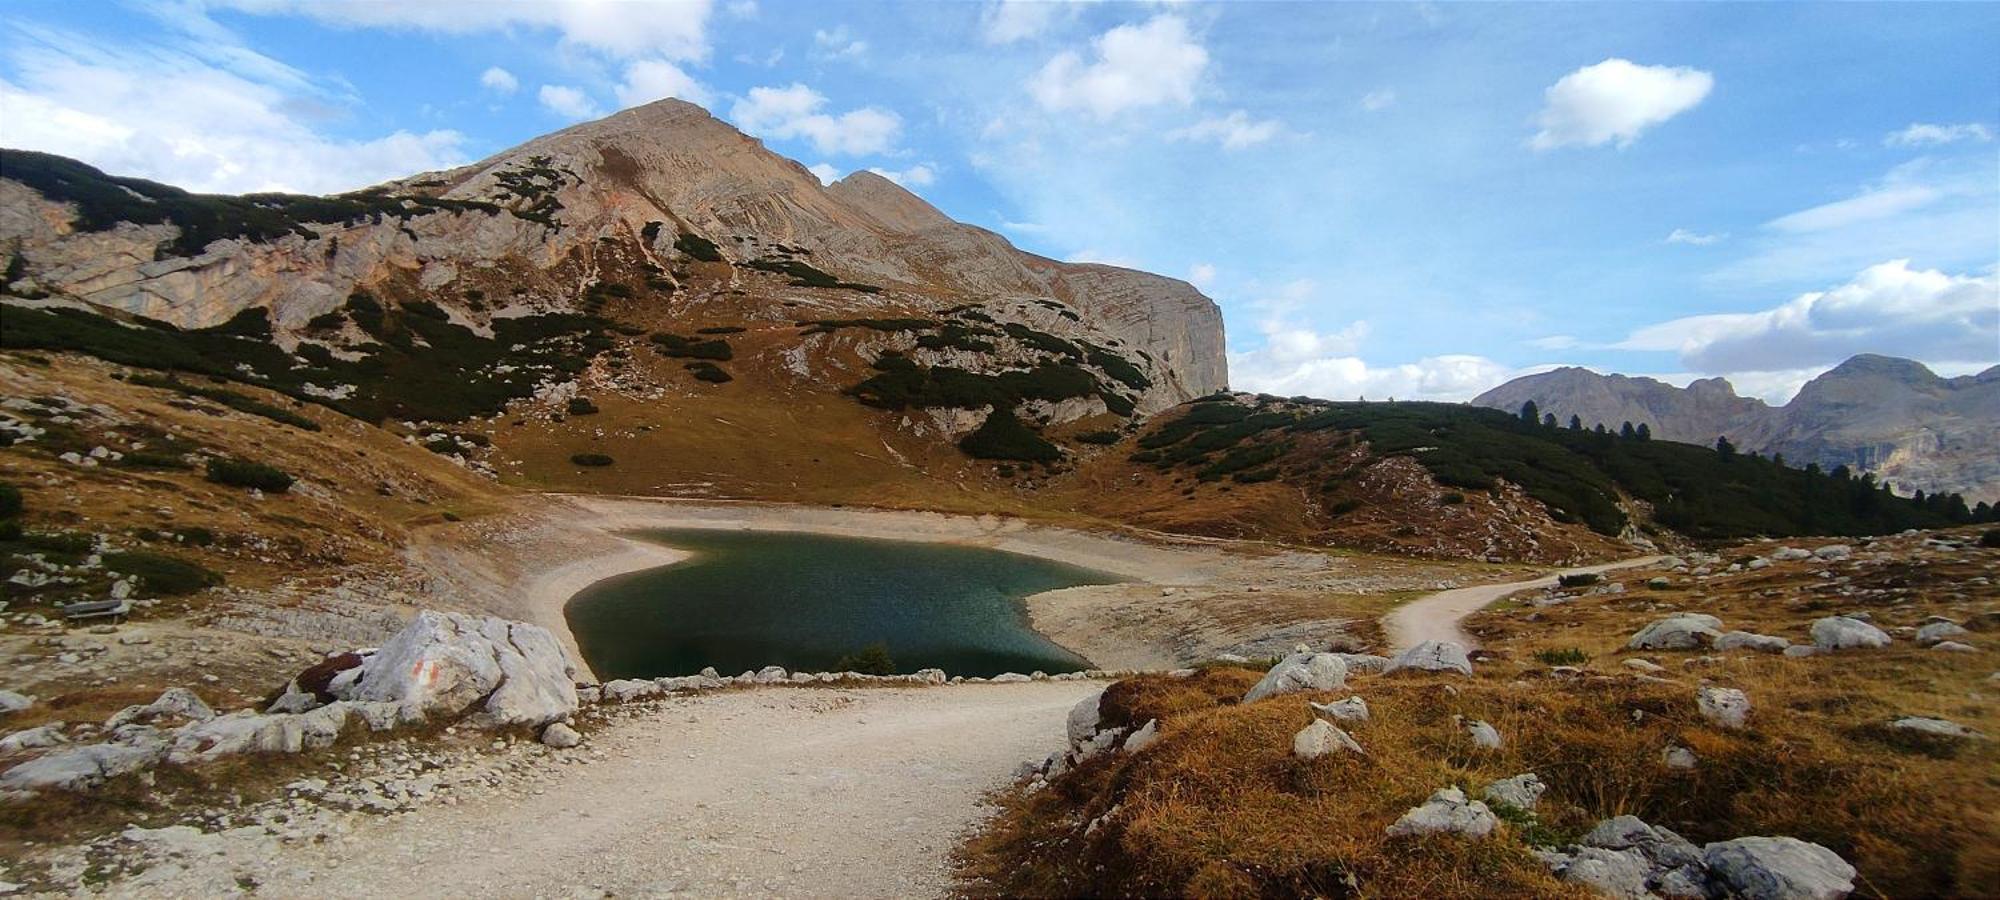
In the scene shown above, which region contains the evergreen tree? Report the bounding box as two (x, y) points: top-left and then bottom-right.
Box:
(1620, 421), (1636, 439)
(1519, 400), (1540, 424)
(1569, 414), (1583, 431)
(1715, 435), (1736, 461)
(1543, 413), (1558, 429)
(1635, 422), (1651, 441)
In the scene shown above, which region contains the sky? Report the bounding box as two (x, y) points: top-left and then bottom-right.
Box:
(2, 0), (1996, 404)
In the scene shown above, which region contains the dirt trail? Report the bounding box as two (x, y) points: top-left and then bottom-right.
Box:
(1382, 556), (1665, 651)
(111, 682), (1101, 899)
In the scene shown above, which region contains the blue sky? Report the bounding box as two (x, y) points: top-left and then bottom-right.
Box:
(3, 1), (1995, 403)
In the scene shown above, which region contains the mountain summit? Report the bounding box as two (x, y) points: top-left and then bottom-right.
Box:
(1474, 356), (2000, 503)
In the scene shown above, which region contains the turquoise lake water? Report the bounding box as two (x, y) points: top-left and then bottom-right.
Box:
(564, 528), (1118, 679)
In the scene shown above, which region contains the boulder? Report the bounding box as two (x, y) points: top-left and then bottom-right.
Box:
(1623, 658), (1666, 674)
(0, 723), (67, 755)
(1243, 652), (1348, 702)
(1482, 773), (1545, 812)
(1627, 614), (1724, 651)
(1697, 687), (1751, 729)
(1812, 544), (1851, 560)
(753, 665), (789, 684)
(1385, 786), (1497, 839)
(1309, 696), (1370, 722)
(0, 690), (33, 715)
(167, 711), (305, 764)
(1385, 640), (1474, 676)
(1292, 719), (1363, 759)
(1460, 717), (1503, 750)
(1124, 719), (1160, 753)
(1770, 547), (1812, 561)
(337, 611), (578, 728)
(0, 739), (167, 792)
(1067, 690), (1105, 745)
(1703, 836), (1856, 900)
(990, 673), (1032, 683)
(1810, 616), (1890, 651)
(1715, 631), (1791, 654)
(1559, 847), (1654, 899)
(1887, 716), (1984, 739)
(1931, 640), (1977, 653)
(1329, 653), (1392, 674)
(540, 722), (582, 749)
(1915, 621), (1970, 646)
(1583, 815), (1704, 873)
(296, 703), (355, 749)
(1662, 745), (1698, 770)
(105, 687), (215, 730)
(599, 679), (658, 703)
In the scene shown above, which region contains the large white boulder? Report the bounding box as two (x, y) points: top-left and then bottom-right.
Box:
(336, 611), (577, 728)
(1385, 640), (1474, 676)
(1482, 773), (1546, 812)
(1715, 631), (1791, 654)
(1915, 621), (1970, 646)
(1627, 614), (1724, 651)
(1309, 696), (1370, 722)
(0, 690), (33, 716)
(167, 711), (306, 764)
(1703, 836), (1856, 900)
(1067, 690), (1105, 745)
(1243, 653), (1348, 702)
(1698, 687), (1751, 729)
(0, 739), (166, 792)
(1809, 616), (1890, 651)
(1292, 719), (1363, 759)
(105, 688), (215, 730)
(0, 723), (67, 755)
(1385, 786), (1497, 839)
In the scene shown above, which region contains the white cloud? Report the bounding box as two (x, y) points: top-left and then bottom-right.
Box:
(1618, 260), (2000, 373)
(1530, 58), (1713, 150)
(1884, 122), (1993, 147)
(813, 26), (867, 60)
(807, 162), (840, 186)
(867, 164), (936, 188)
(982, 0), (1064, 44)
(614, 59), (713, 109)
(213, 0), (715, 61)
(1068, 248), (1141, 268)
(1029, 15), (1207, 118)
(479, 66), (518, 94)
(538, 84), (600, 119)
(1167, 111), (1282, 150)
(1360, 88), (1396, 111)
(0, 25), (465, 194)
(1765, 185), (1938, 233)
(1188, 262), (1217, 287)
(1530, 335), (1579, 350)
(1665, 228), (1725, 246)
(1231, 347), (1520, 402)
(729, 84), (901, 155)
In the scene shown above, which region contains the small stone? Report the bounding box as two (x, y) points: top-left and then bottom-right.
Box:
(1292, 719), (1364, 759)
(1385, 786), (1497, 839)
(1482, 773), (1545, 812)
(1697, 686), (1751, 729)
(539, 722), (581, 749)
(1662, 745), (1698, 770)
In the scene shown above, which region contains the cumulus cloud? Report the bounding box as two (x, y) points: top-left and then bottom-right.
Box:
(1029, 15), (1207, 118)
(479, 66), (518, 94)
(0, 25), (465, 194)
(212, 0), (715, 61)
(1530, 58), (1712, 150)
(1188, 263), (1217, 288)
(1665, 228), (1725, 246)
(813, 26), (867, 60)
(615, 59), (713, 108)
(981, 0), (1064, 44)
(867, 164), (936, 187)
(1231, 346), (1520, 402)
(729, 83), (901, 155)
(1360, 89), (1396, 111)
(538, 84), (600, 119)
(807, 162), (840, 185)
(1167, 111), (1283, 150)
(1618, 260), (2000, 373)
(1884, 122), (1993, 147)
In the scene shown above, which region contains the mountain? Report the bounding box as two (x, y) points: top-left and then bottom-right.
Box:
(1473, 355), (2000, 504)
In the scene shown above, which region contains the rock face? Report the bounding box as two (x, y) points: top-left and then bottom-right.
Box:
(1242, 653), (1349, 702)
(1473, 356), (2000, 505)
(1703, 836), (1857, 900)
(1, 99), (1227, 415)
(336, 611), (578, 728)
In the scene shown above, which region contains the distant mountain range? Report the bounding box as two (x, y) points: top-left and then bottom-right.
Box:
(1473, 355), (2000, 504)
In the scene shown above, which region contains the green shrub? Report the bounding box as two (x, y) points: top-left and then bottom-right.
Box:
(961, 408), (1061, 462)
(1983, 529), (2000, 549)
(567, 396), (600, 415)
(1075, 430), (1122, 445)
(0, 521), (20, 541)
(204, 457), (294, 492)
(1533, 647), (1589, 666)
(673, 231), (723, 262)
(114, 451), (194, 470)
(176, 527), (216, 547)
(102, 550), (223, 595)
(833, 642), (897, 675)
(649, 333), (734, 360)
(696, 326), (747, 335)
(1326, 499), (1363, 518)
(0, 482), (19, 518)
(685, 362), (733, 383)
(1442, 492), (1467, 505)
(1557, 572), (1601, 589)
(570, 453), (614, 467)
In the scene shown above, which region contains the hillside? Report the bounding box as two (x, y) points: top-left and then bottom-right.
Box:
(1474, 356), (2000, 505)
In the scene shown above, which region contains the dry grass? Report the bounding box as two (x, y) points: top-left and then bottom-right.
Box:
(963, 533), (2000, 897)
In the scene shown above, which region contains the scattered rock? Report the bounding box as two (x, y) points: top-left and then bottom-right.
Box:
(1915, 621), (1970, 646)
(1385, 786), (1497, 839)
(1482, 773), (1545, 812)
(1308, 696), (1370, 722)
(1715, 631), (1791, 654)
(0, 723), (68, 754)
(1809, 616), (1890, 651)
(1243, 652), (1349, 702)
(1703, 836), (1856, 900)
(1623, 658), (1666, 674)
(1292, 719), (1363, 759)
(1627, 614), (1724, 651)
(1697, 686), (1751, 729)
(1887, 716), (1984, 740)
(1770, 547), (1812, 561)
(540, 722), (581, 749)
(0, 691), (33, 716)
(1459, 716), (1503, 750)
(0, 739), (166, 792)
(1123, 719), (1160, 753)
(1662, 745), (1698, 770)
(1931, 640), (1977, 653)
(105, 687), (215, 730)
(1067, 691), (1105, 745)
(336, 611), (578, 728)
(1812, 544), (1851, 561)
(1385, 640), (1474, 676)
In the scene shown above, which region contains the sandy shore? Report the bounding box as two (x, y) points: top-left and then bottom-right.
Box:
(418, 494), (1555, 679)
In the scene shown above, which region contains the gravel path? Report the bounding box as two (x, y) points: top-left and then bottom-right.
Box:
(1382, 556), (1665, 651)
(108, 682), (1101, 899)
